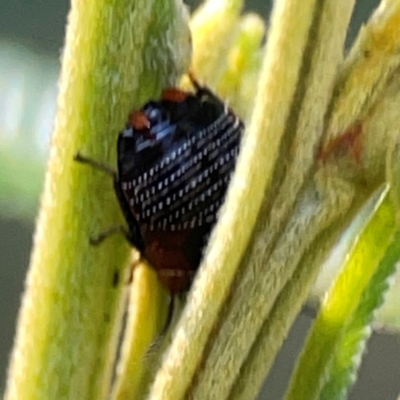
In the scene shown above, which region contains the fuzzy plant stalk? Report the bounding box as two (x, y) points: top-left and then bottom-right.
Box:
(4, 1), (190, 400)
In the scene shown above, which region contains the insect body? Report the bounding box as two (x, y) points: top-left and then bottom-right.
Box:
(78, 77), (244, 293)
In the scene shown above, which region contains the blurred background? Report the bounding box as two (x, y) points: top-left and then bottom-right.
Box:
(0, 0), (399, 399)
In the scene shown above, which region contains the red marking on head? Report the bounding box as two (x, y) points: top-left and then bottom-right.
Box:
(161, 88), (190, 103)
(129, 111), (151, 130)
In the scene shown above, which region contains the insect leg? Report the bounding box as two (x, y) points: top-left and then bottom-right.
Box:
(74, 152), (117, 178)
(89, 225), (130, 245)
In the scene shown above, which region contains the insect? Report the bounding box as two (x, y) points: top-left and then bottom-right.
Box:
(75, 74), (244, 293)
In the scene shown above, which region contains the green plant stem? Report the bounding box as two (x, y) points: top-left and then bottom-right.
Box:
(110, 261), (169, 400)
(227, 186), (385, 400)
(4, 1), (190, 400)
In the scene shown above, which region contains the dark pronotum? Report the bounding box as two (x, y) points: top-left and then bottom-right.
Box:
(77, 76), (244, 293)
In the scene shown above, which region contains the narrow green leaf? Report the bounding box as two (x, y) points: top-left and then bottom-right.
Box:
(320, 228), (400, 400)
(285, 185), (397, 400)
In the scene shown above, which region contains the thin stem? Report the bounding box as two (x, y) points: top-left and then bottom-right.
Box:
(4, 1), (190, 399)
